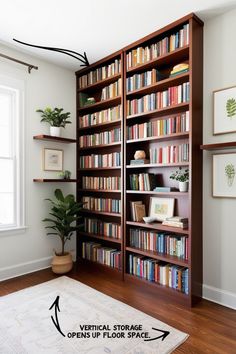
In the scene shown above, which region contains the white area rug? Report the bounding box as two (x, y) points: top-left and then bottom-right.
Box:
(0, 276), (188, 354)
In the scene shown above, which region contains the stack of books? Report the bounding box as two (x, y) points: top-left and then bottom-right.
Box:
(82, 242), (121, 269)
(162, 216), (188, 229)
(170, 63), (189, 77)
(130, 159), (150, 165)
(79, 127), (121, 147)
(84, 217), (121, 239)
(79, 105), (121, 128)
(130, 201), (146, 222)
(129, 173), (157, 191)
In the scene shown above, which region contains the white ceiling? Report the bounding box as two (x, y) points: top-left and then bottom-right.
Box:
(0, 0), (236, 71)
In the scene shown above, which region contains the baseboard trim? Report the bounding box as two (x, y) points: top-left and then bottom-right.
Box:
(0, 257), (52, 281)
(203, 284), (236, 310)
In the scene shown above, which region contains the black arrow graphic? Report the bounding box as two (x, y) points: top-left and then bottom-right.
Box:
(144, 327), (170, 342)
(49, 295), (66, 337)
(13, 39), (90, 67)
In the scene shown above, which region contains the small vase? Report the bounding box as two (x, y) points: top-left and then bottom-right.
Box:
(50, 126), (61, 137)
(179, 181), (188, 192)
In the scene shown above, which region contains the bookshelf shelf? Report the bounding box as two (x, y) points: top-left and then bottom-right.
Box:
(78, 73), (121, 93)
(127, 132), (189, 144)
(200, 142), (236, 150)
(78, 96), (121, 114)
(79, 258), (122, 275)
(126, 46), (189, 74)
(126, 102), (189, 121)
(76, 13), (203, 306)
(33, 135), (76, 143)
(126, 72), (189, 97)
(78, 231), (122, 244)
(126, 221), (189, 235)
(33, 179), (77, 183)
(126, 246), (189, 267)
(78, 142), (121, 151)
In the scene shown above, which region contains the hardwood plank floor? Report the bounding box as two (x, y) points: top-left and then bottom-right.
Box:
(0, 264), (235, 353)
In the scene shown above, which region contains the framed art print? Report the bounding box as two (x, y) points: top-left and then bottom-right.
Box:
(213, 153), (236, 198)
(149, 197), (175, 221)
(213, 85), (236, 135)
(43, 148), (63, 171)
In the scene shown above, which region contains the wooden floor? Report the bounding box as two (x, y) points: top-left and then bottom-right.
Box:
(0, 264), (235, 354)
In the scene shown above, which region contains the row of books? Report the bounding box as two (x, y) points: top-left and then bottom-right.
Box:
(127, 112), (189, 140)
(79, 59), (121, 88)
(130, 201), (146, 222)
(79, 105), (121, 128)
(79, 128), (121, 148)
(127, 83), (190, 115)
(129, 173), (157, 191)
(129, 228), (188, 259)
(101, 79), (122, 100)
(126, 24), (189, 69)
(82, 176), (121, 190)
(82, 242), (121, 269)
(128, 254), (189, 294)
(84, 217), (121, 239)
(82, 196), (121, 214)
(149, 143), (189, 164)
(80, 152), (121, 168)
(126, 69), (164, 92)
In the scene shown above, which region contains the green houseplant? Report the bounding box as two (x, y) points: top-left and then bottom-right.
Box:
(170, 168), (189, 192)
(43, 189), (83, 274)
(36, 107), (71, 137)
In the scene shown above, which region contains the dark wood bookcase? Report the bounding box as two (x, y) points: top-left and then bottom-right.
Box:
(76, 13), (203, 306)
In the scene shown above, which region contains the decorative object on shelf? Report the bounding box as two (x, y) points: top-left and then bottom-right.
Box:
(13, 38), (89, 67)
(170, 63), (189, 77)
(85, 97), (96, 105)
(42, 189), (83, 274)
(213, 85), (236, 135)
(162, 216), (188, 229)
(130, 201), (146, 221)
(43, 148), (63, 171)
(170, 168), (189, 192)
(143, 216), (157, 224)
(149, 197), (175, 221)
(134, 150), (146, 160)
(36, 107), (71, 137)
(213, 153), (236, 197)
(58, 170), (71, 180)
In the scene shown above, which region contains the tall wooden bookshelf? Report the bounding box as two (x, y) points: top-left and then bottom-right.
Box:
(76, 13), (203, 306)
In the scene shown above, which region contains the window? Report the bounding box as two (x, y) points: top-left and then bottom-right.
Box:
(0, 76), (24, 231)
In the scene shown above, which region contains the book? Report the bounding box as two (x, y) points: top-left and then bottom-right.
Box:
(162, 216), (188, 229)
(130, 159), (150, 165)
(153, 187), (174, 192)
(134, 204), (146, 222)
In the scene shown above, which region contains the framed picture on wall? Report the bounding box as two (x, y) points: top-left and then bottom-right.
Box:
(213, 85), (236, 135)
(43, 148), (63, 171)
(213, 153), (236, 198)
(149, 197), (175, 221)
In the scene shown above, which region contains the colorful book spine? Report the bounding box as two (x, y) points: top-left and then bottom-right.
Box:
(127, 83), (190, 116)
(128, 254), (189, 294)
(79, 59), (121, 88)
(129, 173), (157, 191)
(126, 69), (162, 92)
(130, 228), (188, 259)
(126, 24), (189, 69)
(79, 128), (121, 147)
(82, 176), (121, 190)
(101, 79), (122, 100)
(80, 152), (121, 168)
(79, 105), (121, 128)
(82, 242), (121, 269)
(82, 197), (121, 213)
(149, 143), (189, 164)
(127, 112), (189, 140)
(84, 217), (121, 239)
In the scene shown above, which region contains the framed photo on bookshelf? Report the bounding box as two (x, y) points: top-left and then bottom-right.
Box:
(149, 197), (175, 221)
(43, 148), (63, 171)
(213, 85), (236, 135)
(213, 153), (236, 198)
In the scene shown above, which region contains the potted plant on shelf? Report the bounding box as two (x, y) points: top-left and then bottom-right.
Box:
(36, 107), (71, 137)
(43, 189), (83, 274)
(170, 168), (189, 192)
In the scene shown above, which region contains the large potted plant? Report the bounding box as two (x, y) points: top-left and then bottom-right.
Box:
(36, 107), (71, 137)
(43, 189), (83, 274)
(170, 168), (189, 192)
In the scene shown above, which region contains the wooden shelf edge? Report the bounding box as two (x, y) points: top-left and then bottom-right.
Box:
(78, 73), (121, 92)
(200, 142), (236, 150)
(77, 258), (122, 275)
(78, 119), (121, 131)
(126, 190), (188, 196)
(78, 189), (121, 193)
(126, 132), (189, 144)
(78, 231), (121, 244)
(78, 96), (121, 113)
(78, 141), (121, 150)
(79, 167), (121, 171)
(80, 209), (121, 217)
(126, 162), (189, 169)
(126, 221), (189, 235)
(33, 135), (76, 143)
(126, 102), (189, 120)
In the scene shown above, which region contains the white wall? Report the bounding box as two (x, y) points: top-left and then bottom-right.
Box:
(203, 8), (236, 309)
(0, 44), (76, 280)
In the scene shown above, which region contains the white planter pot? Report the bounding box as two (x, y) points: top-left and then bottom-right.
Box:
(50, 126), (61, 137)
(179, 181), (189, 192)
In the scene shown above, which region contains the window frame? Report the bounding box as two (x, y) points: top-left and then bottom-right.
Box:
(0, 75), (25, 233)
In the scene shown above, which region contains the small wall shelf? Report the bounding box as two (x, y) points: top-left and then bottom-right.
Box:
(200, 142), (236, 150)
(33, 135), (76, 143)
(33, 179), (77, 183)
